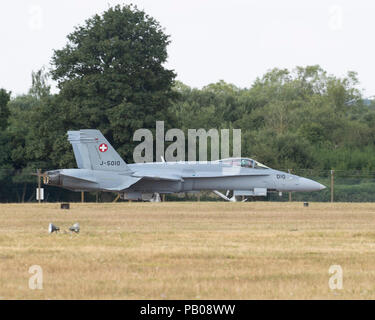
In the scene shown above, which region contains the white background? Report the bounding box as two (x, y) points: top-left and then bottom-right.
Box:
(0, 0), (374, 96)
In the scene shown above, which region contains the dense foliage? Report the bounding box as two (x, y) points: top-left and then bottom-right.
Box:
(173, 67), (375, 171)
(1, 5), (375, 202)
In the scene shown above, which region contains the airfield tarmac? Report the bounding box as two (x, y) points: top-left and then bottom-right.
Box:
(0, 202), (375, 299)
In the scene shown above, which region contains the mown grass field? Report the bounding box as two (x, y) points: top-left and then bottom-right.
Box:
(0, 202), (375, 299)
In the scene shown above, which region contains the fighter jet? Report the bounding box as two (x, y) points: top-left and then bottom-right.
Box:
(41, 129), (325, 201)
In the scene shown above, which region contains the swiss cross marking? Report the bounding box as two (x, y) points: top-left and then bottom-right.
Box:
(99, 143), (108, 152)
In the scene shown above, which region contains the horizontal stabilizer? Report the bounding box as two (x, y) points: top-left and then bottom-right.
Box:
(103, 176), (142, 191)
(60, 173), (98, 184)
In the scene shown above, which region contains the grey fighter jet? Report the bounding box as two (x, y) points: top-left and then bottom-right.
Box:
(42, 129), (325, 201)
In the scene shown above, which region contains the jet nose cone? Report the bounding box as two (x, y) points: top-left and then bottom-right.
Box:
(299, 178), (326, 192)
(318, 183), (326, 191)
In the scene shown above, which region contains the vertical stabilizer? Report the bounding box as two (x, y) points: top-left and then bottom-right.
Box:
(67, 130), (129, 172)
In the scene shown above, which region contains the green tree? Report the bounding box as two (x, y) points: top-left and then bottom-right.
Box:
(49, 4), (177, 161)
(29, 67), (51, 99)
(7, 72), (52, 202)
(0, 89), (11, 130)
(0, 89), (11, 201)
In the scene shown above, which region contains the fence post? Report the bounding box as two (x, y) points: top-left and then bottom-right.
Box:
(288, 169), (292, 202)
(330, 169), (334, 203)
(37, 168), (41, 204)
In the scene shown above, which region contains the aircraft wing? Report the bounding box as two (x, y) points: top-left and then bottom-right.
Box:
(131, 172), (183, 181)
(130, 170), (269, 181)
(184, 172), (270, 178)
(104, 173), (181, 192)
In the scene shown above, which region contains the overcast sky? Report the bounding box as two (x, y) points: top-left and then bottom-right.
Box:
(1, 0), (374, 97)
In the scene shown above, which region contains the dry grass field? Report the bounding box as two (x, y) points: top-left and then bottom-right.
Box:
(1, 201), (375, 299)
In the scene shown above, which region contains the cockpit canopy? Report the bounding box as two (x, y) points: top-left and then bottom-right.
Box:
(217, 158), (269, 169)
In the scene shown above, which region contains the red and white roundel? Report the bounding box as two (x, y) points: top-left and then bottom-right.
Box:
(99, 143), (108, 152)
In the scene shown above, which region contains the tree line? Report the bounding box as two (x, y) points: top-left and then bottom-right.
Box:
(1, 4), (375, 202)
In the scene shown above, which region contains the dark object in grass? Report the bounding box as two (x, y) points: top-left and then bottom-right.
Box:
(61, 203), (70, 210)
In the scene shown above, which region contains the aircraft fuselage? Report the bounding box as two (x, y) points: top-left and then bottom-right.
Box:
(44, 160), (325, 196)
